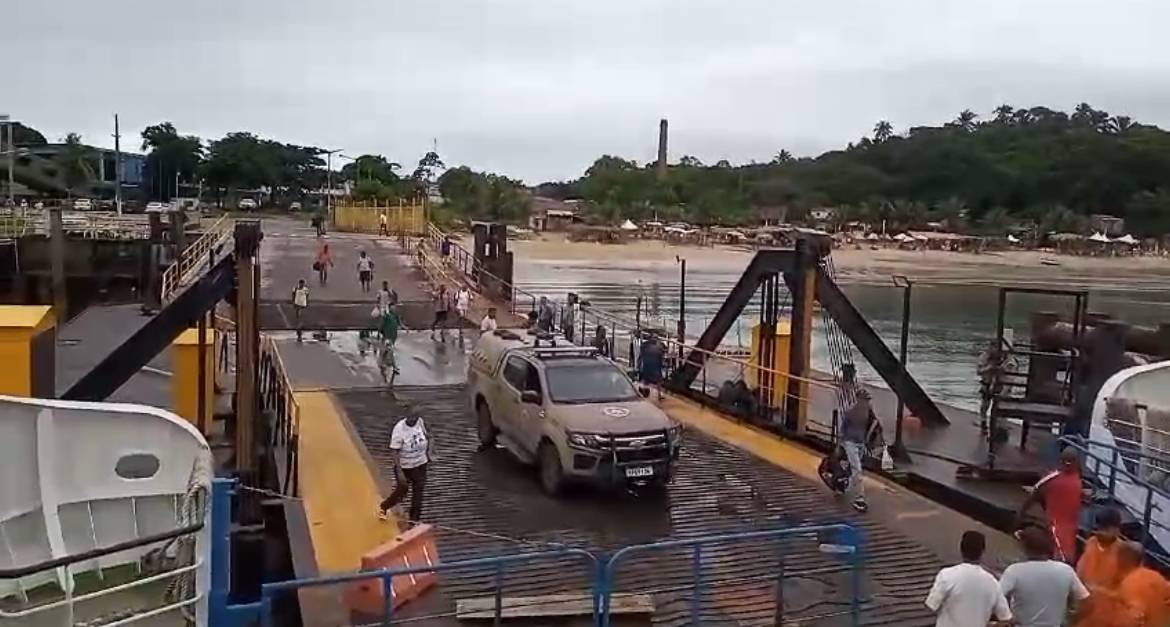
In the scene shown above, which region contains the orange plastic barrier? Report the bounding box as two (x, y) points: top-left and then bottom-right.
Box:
(344, 524), (440, 615)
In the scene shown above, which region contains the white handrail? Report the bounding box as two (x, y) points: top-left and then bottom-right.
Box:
(161, 216), (234, 302)
(0, 559), (204, 618)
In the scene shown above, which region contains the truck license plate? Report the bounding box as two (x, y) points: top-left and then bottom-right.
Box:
(625, 466), (654, 478)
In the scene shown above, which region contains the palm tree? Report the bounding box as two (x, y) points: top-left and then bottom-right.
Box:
(771, 149), (793, 164)
(954, 109), (978, 132)
(873, 120), (894, 143)
(993, 104), (1015, 124)
(58, 133), (96, 198)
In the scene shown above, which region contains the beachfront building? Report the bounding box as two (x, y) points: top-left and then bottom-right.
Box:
(528, 196), (582, 231)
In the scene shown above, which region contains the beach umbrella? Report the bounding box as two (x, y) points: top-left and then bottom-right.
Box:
(620, 219), (639, 231)
(1089, 232), (1110, 243)
(1113, 233), (1138, 245)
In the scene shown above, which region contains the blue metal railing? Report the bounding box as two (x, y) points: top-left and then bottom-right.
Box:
(207, 476), (865, 626)
(598, 524), (864, 627)
(257, 548), (598, 626)
(1060, 436), (1170, 565)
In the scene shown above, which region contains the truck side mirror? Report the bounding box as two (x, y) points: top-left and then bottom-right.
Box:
(521, 390), (542, 405)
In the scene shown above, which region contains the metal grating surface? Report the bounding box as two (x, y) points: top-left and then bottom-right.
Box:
(338, 386), (940, 626)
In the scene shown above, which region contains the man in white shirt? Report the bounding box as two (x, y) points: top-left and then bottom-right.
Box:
(925, 530), (1012, 627)
(999, 525), (1090, 627)
(357, 250), (374, 293)
(291, 279), (309, 342)
(455, 286), (473, 339)
(376, 281), (397, 315)
(378, 415), (432, 523)
(480, 307), (498, 333)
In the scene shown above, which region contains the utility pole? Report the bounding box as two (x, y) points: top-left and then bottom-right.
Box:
(2, 114), (13, 207)
(113, 114), (123, 214)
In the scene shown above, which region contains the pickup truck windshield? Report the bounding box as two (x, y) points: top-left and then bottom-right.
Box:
(544, 362), (639, 404)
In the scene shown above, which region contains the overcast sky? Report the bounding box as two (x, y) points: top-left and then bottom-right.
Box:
(7, 0), (1170, 183)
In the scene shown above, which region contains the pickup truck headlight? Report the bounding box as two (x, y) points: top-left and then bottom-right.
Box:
(567, 431), (604, 449)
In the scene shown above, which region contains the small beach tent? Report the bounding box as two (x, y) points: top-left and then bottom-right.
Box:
(1113, 234), (1138, 246)
(1007, 234), (1021, 244)
(865, 233), (880, 240)
(1089, 232), (1110, 243)
(620, 219), (639, 231)
(893, 233), (913, 242)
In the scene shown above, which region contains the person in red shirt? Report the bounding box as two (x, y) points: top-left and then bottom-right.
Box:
(1018, 447), (1083, 563)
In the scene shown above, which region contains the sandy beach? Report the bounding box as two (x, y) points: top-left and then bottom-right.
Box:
(476, 233), (1170, 291)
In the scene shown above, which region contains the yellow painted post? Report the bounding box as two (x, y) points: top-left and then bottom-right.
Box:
(0, 306), (56, 397)
(749, 321), (793, 412)
(172, 328), (215, 431)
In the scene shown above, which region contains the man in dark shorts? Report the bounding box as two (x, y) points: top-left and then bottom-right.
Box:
(356, 250), (374, 293)
(431, 284), (452, 341)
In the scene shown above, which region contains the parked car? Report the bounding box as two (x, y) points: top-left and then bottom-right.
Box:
(145, 202), (166, 213)
(73, 198), (93, 211)
(238, 198), (257, 211)
(467, 330), (682, 495)
(289, 201), (303, 212)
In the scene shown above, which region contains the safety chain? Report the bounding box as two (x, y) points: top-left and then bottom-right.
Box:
(232, 485), (566, 548)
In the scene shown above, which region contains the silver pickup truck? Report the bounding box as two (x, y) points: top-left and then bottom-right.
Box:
(467, 330), (682, 495)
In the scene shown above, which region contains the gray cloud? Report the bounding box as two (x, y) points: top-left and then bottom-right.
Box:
(7, 0), (1170, 182)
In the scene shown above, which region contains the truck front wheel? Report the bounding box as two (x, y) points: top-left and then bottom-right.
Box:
(538, 442), (565, 496)
(476, 401), (497, 449)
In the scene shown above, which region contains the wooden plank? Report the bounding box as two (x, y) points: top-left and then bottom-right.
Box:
(456, 593), (654, 619)
(995, 400), (1073, 420)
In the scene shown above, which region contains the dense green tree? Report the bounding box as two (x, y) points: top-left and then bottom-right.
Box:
(438, 166), (529, 222)
(141, 122), (204, 201)
(58, 132), (96, 198)
(200, 132), (325, 207)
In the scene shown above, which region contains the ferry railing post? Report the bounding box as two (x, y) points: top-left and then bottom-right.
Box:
(493, 561), (504, 626)
(690, 544), (704, 624)
(382, 572), (395, 625)
(890, 275), (913, 463)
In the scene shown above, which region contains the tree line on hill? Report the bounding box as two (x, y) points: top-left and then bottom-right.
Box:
(14, 102), (1170, 236)
(538, 103), (1170, 237)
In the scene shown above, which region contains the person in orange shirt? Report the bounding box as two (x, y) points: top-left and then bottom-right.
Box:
(1115, 541), (1170, 627)
(1075, 508), (1126, 627)
(315, 244), (333, 287)
(1018, 448), (1083, 563)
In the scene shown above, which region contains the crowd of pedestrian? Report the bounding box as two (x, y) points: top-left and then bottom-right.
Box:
(925, 448), (1170, 627)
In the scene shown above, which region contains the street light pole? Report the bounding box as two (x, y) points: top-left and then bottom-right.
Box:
(113, 114), (123, 214)
(323, 148), (341, 217)
(2, 114), (13, 207)
(890, 274), (913, 463)
(676, 255), (687, 360)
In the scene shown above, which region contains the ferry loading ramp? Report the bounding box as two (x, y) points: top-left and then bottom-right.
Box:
(258, 223), (999, 626)
(328, 380), (943, 626)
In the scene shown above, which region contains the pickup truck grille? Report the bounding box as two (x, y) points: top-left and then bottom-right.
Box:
(606, 431), (670, 464)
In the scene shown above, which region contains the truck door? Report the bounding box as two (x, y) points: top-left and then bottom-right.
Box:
(514, 360), (547, 455)
(497, 356), (530, 438)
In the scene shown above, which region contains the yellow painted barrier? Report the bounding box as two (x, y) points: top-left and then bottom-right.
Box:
(333, 199), (427, 235)
(171, 328), (215, 432)
(0, 306), (55, 397)
(295, 391), (401, 573)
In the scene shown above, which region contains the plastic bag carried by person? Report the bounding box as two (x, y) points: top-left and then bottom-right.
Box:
(818, 448), (851, 494)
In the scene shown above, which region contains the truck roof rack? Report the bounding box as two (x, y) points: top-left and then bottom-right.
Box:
(531, 346), (600, 359)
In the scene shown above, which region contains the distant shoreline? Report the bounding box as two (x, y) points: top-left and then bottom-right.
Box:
(468, 232), (1170, 292)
